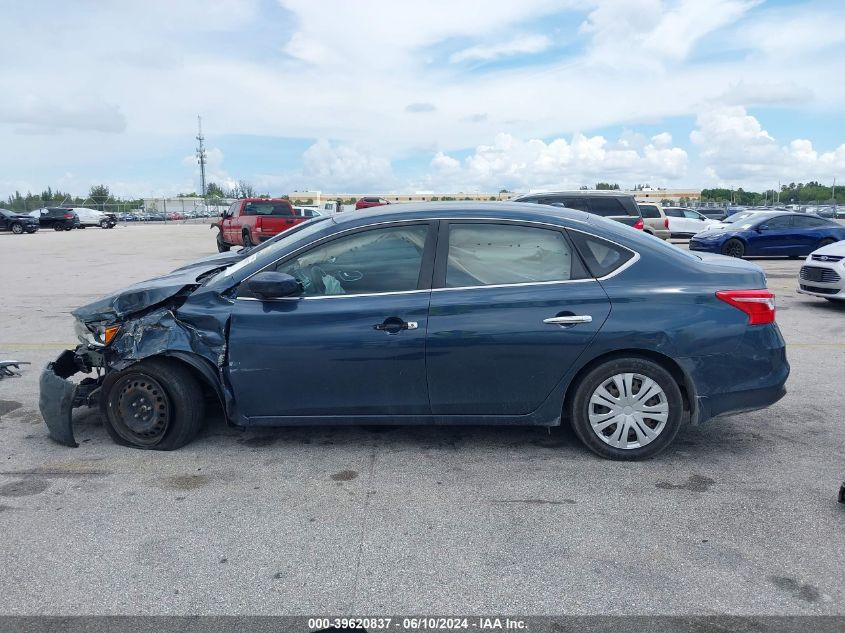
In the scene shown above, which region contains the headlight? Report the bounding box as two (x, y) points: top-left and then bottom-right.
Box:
(74, 320), (120, 347)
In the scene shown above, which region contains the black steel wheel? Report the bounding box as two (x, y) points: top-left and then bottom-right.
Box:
(721, 238), (745, 258)
(102, 359), (205, 450)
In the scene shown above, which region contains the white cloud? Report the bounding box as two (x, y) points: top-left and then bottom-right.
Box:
(691, 106), (845, 187)
(449, 34), (552, 63)
(301, 140), (393, 191)
(0, 97), (126, 134)
(424, 131), (687, 191)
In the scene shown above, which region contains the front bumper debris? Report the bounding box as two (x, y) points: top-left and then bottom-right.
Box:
(39, 349), (101, 448)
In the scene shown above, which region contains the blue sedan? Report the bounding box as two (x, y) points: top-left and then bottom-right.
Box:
(689, 212), (845, 258)
(40, 202), (788, 460)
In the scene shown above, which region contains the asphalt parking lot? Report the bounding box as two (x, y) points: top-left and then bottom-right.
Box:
(0, 224), (843, 616)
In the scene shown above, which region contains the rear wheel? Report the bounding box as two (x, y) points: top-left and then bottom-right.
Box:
(216, 232), (230, 252)
(102, 359), (205, 450)
(721, 238), (745, 258)
(242, 230), (254, 248)
(569, 357), (684, 460)
(53, 225), (63, 231)
(10, 223), (23, 234)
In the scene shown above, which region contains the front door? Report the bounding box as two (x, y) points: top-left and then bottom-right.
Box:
(749, 215), (795, 255)
(426, 221), (611, 416)
(227, 222), (435, 422)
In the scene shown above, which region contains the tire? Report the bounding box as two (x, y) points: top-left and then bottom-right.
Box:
(721, 238), (745, 258)
(53, 225), (63, 231)
(819, 238), (836, 249)
(216, 232), (230, 252)
(568, 357), (684, 460)
(101, 358), (205, 450)
(100, 219), (109, 229)
(242, 230), (254, 248)
(10, 223), (23, 234)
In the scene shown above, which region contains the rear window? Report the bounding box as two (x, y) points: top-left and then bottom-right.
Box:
(567, 230), (635, 278)
(639, 204), (661, 218)
(243, 202), (292, 217)
(537, 197), (590, 212)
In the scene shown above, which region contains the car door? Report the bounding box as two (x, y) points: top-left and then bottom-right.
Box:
(227, 221), (436, 422)
(792, 215), (831, 254)
(748, 215), (795, 255)
(664, 208), (685, 234)
(222, 202), (239, 243)
(683, 209), (711, 234)
(0, 211), (8, 231)
(425, 221), (612, 416)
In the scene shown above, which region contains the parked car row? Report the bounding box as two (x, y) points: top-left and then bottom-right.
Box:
(0, 208), (40, 234)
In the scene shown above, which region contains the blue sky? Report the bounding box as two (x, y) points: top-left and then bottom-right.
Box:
(1, 0), (844, 198)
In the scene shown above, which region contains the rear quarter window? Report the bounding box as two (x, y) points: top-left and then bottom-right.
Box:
(639, 205), (661, 218)
(589, 197), (635, 217)
(567, 230), (636, 278)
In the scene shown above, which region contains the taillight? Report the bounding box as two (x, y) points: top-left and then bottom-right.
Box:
(64, 213), (73, 219)
(664, 217), (669, 229)
(716, 289), (776, 325)
(255, 216), (263, 231)
(633, 218), (644, 230)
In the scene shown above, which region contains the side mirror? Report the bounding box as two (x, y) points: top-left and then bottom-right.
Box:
(757, 224), (768, 232)
(243, 271), (302, 299)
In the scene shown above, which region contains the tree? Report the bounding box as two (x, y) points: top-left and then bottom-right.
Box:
(595, 182), (620, 190)
(206, 182), (225, 198)
(89, 184), (111, 209)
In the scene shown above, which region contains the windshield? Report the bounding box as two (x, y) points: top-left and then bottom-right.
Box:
(723, 212), (757, 223)
(205, 217), (332, 285)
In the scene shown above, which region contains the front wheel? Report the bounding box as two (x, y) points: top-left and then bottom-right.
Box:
(721, 238), (745, 258)
(10, 223), (23, 234)
(53, 225), (63, 231)
(100, 219), (109, 228)
(569, 358), (684, 460)
(102, 359), (205, 450)
(216, 232), (230, 252)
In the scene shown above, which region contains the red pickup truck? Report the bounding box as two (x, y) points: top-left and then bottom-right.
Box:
(213, 198), (307, 252)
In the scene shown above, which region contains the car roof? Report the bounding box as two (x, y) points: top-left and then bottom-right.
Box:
(514, 190), (634, 199)
(330, 201), (596, 230)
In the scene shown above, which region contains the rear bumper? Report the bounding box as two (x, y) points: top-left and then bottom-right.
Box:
(38, 349), (102, 447)
(696, 383), (787, 422)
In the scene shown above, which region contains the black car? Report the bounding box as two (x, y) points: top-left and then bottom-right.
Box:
(0, 208), (39, 234)
(513, 191), (644, 229)
(30, 207), (81, 231)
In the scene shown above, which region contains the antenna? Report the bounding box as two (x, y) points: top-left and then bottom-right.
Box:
(196, 115), (207, 199)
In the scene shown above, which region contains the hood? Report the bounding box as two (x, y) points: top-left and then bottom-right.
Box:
(12, 213), (38, 221)
(171, 249), (246, 272)
(811, 240), (845, 257)
(73, 261), (227, 323)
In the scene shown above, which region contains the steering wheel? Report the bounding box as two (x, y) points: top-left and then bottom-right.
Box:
(306, 265), (327, 295)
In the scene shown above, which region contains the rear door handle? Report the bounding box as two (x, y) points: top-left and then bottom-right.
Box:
(373, 317), (418, 333)
(543, 315), (592, 325)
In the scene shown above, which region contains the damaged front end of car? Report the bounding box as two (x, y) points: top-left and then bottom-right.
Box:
(39, 263), (234, 447)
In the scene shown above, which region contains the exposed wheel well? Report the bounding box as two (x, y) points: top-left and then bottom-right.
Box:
(562, 349), (693, 421)
(120, 353), (226, 419)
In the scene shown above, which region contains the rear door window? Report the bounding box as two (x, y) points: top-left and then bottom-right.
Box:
(444, 223), (583, 288)
(762, 215), (793, 229)
(639, 205), (661, 218)
(793, 216), (828, 228)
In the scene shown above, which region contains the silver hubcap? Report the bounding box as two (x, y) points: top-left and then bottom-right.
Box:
(588, 373), (669, 450)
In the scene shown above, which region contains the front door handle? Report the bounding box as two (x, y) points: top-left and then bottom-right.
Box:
(543, 315), (592, 325)
(373, 317), (418, 333)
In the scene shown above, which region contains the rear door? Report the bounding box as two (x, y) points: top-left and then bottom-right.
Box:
(792, 215), (832, 254)
(425, 221), (612, 416)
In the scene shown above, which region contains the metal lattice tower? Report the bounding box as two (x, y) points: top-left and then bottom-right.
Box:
(196, 115), (207, 198)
